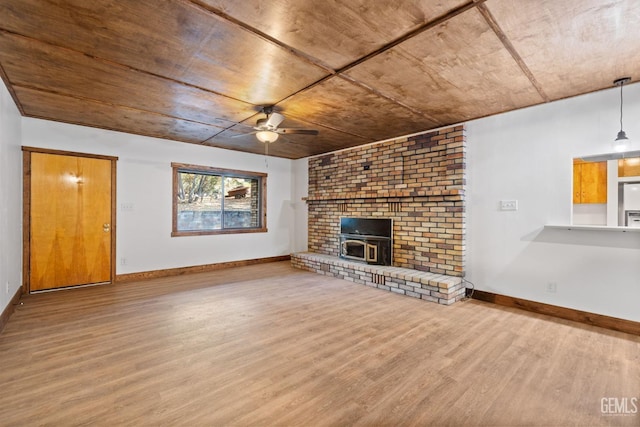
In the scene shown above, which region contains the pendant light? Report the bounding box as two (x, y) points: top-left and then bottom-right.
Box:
(613, 77), (631, 152)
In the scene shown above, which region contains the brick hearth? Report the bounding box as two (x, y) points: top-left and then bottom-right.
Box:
(292, 252), (466, 305)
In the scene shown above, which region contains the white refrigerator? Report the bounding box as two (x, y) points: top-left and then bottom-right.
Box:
(623, 183), (640, 227)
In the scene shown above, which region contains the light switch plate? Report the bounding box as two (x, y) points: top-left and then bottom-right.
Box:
(500, 200), (518, 211)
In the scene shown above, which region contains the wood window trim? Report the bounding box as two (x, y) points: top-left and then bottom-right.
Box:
(171, 162), (267, 237)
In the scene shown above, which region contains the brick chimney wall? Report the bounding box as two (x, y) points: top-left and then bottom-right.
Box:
(305, 125), (465, 276)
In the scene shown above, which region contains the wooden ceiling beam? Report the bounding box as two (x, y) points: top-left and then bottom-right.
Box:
(336, 75), (441, 124)
(326, 0), (485, 126)
(335, 0), (486, 76)
(183, 0), (337, 74)
(476, 3), (550, 103)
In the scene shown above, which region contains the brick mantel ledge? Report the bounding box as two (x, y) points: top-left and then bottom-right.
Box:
(303, 188), (464, 202)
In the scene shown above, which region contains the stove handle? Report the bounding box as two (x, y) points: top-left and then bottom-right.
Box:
(366, 243), (377, 262)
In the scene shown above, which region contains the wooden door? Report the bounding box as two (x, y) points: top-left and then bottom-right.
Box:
(28, 151), (114, 291)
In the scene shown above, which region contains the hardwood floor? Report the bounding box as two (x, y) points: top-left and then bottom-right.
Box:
(0, 261), (638, 426)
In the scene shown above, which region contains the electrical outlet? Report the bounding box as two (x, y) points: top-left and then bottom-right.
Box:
(500, 200), (518, 211)
(5, 282), (9, 295)
(120, 257), (127, 266)
(547, 282), (557, 293)
(120, 202), (134, 212)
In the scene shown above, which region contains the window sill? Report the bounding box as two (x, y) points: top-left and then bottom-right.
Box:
(171, 227), (268, 237)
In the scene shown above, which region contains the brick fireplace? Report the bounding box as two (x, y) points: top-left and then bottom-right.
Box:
(293, 125), (466, 305)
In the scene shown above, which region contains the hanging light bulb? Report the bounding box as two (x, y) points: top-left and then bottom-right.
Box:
(613, 77), (631, 152)
(256, 130), (279, 143)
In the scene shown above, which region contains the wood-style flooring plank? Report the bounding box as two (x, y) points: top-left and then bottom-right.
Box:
(0, 261), (638, 426)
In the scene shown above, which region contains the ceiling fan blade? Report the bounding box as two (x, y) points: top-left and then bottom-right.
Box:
(278, 128), (319, 135)
(230, 131), (256, 138)
(265, 112), (285, 129)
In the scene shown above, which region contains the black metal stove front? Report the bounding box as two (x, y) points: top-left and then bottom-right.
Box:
(339, 217), (392, 266)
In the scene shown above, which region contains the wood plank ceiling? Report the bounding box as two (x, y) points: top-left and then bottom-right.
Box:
(1, 0), (639, 159)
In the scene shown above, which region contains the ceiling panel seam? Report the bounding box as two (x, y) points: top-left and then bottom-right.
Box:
(182, 0), (337, 75)
(336, 75), (440, 124)
(334, 0), (486, 76)
(476, 3), (550, 102)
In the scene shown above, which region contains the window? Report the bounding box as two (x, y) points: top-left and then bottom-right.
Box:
(172, 163), (267, 236)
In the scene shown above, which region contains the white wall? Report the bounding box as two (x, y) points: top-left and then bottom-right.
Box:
(572, 204), (607, 225)
(0, 82), (23, 313)
(291, 158), (309, 252)
(466, 83), (640, 322)
(21, 118), (296, 275)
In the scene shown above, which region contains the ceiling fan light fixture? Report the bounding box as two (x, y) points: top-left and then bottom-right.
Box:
(256, 130), (279, 143)
(613, 77), (632, 152)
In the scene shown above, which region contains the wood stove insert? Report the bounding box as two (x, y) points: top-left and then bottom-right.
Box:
(339, 217), (392, 266)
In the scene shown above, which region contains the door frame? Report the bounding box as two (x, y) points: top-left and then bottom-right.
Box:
(22, 147), (118, 293)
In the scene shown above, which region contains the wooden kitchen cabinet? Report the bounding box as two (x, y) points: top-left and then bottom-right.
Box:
(618, 157), (640, 177)
(573, 160), (607, 204)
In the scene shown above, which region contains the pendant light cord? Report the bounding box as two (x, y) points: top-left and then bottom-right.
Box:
(620, 80), (624, 132)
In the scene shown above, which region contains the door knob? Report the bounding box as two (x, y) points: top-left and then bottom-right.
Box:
(103, 223), (110, 232)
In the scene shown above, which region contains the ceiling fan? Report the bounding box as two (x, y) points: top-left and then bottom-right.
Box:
(249, 106), (319, 143)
